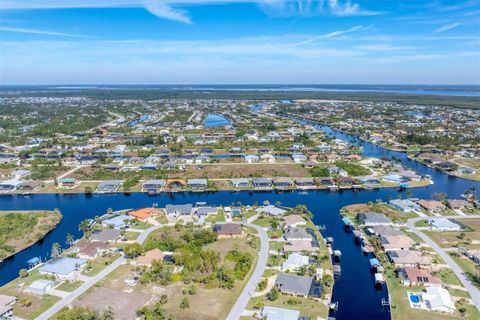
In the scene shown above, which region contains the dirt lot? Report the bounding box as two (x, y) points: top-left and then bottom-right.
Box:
(184, 163), (310, 179)
(424, 218), (480, 248)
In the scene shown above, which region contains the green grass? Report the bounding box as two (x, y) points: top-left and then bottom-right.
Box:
(56, 280), (83, 292)
(130, 220), (152, 230)
(122, 231), (140, 241)
(335, 160), (371, 176)
(432, 268), (462, 286)
(252, 216), (274, 227)
(81, 253), (120, 277)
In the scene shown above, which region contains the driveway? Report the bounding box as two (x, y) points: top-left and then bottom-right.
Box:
(406, 215), (480, 310)
(226, 222), (269, 320)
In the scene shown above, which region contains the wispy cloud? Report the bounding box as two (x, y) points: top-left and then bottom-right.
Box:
(434, 22), (461, 33)
(291, 25), (372, 46)
(328, 0), (383, 16)
(0, 26), (93, 38)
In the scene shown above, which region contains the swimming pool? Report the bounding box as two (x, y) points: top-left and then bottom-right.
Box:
(409, 293), (420, 303)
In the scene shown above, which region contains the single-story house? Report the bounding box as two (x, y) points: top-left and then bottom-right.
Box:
(401, 268), (441, 286)
(380, 235), (414, 251)
(447, 199), (470, 210)
(27, 279), (55, 295)
(294, 177), (315, 188)
(90, 229), (121, 242)
(142, 179), (166, 191)
(328, 166), (348, 177)
(101, 214), (131, 229)
(165, 204), (193, 216)
(275, 274), (315, 297)
(0, 179), (22, 191)
(95, 180), (122, 193)
(282, 215), (306, 228)
(316, 177), (335, 186)
(382, 174), (406, 184)
(421, 285), (455, 313)
(76, 240), (109, 260)
(58, 177), (77, 188)
(457, 167), (477, 175)
(244, 155), (259, 163)
(389, 199), (421, 213)
(284, 228), (313, 242)
(196, 206), (218, 216)
(428, 218), (462, 231)
(292, 154), (307, 163)
(388, 250), (432, 268)
(273, 177), (294, 189)
(261, 306), (300, 320)
(366, 225), (403, 237)
(255, 205), (287, 216)
(358, 212), (392, 226)
(417, 200), (446, 213)
(39, 257), (86, 279)
(282, 252), (309, 271)
(129, 208), (154, 221)
(187, 178), (208, 190)
(215, 223), (244, 238)
(230, 178), (250, 188)
(0, 294), (16, 319)
(141, 163), (157, 170)
(283, 240), (318, 252)
(358, 176), (381, 185)
(136, 249), (164, 267)
(252, 178), (273, 189)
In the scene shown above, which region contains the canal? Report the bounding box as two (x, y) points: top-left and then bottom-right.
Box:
(0, 122), (478, 320)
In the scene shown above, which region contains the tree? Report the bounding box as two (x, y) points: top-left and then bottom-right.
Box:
(19, 268), (28, 278)
(188, 284), (197, 295)
(107, 207), (113, 214)
(124, 243), (143, 258)
(432, 192), (447, 202)
(84, 185), (93, 194)
(78, 219), (91, 235)
(159, 294), (168, 305)
(66, 233), (75, 247)
(266, 287), (279, 301)
(179, 297), (190, 309)
(19, 297), (31, 308)
(51, 242), (62, 258)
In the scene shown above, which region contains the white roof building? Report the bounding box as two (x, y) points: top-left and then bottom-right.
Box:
(261, 306), (300, 320)
(282, 253), (309, 271)
(422, 285), (455, 313)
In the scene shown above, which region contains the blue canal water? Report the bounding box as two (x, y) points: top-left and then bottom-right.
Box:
(204, 114), (230, 128)
(1, 122), (479, 320)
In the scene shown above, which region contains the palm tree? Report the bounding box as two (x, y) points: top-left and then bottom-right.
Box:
(51, 242), (62, 258)
(78, 219), (91, 235)
(66, 233), (74, 247)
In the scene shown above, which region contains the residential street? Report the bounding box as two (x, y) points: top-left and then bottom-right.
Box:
(406, 215), (480, 310)
(226, 222), (269, 320)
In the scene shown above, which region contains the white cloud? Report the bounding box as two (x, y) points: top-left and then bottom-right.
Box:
(144, 0), (191, 23)
(291, 25), (371, 46)
(0, 26), (93, 38)
(434, 22), (461, 33)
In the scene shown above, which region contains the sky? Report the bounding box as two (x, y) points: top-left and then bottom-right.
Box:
(0, 0), (479, 85)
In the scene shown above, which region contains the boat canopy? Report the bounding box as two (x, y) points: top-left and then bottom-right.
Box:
(369, 258), (380, 267)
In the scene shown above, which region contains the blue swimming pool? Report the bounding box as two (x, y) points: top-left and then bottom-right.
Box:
(409, 294), (420, 303)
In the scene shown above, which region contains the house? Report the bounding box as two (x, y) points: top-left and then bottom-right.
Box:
(366, 225), (403, 237)
(292, 142), (304, 150)
(0, 179), (23, 191)
(58, 177), (77, 188)
(389, 199), (421, 212)
(76, 241), (109, 260)
(447, 199), (469, 210)
(457, 166), (477, 175)
(255, 205), (287, 216)
(388, 250), (432, 268)
(380, 235), (414, 251)
(382, 174), (406, 184)
(187, 178), (208, 190)
(27, 279), (55, 295)
(11, 169), (30, 179)
(160, 162), (177, 170)
(292, 154), (307, 163)
(136, 249), (164, 267)
(422, 285), (455, 313)
(358, 212), (392, 226)
(90, 229), (121, 242)
(284, 228), (313, 242)
(303, 160), (318, 168)
(215, 223), (244, 238)
(466, 249), (480, 264)
(261, 306), (300, 320)
(95, 180), (122, 193)
(165, 204), (193, 216)
(252, 178), (273, 189)
(328, 165), (347, 177)
(437, 161), (457, 171)
(142, 179), (166, 191)
(101, 214), (131, 229)
(129, 208), (154, 221)
(337, 176), (356, 186)
(39, 257), (86, 279)
(317, 177), (335, 186)
(428, 218), (462, 231)
(196, 206), (218, 216)
(294, 177), (315, 188)
(230, 178), (250, 188)
(273, 177), (294, 189)
(244, 155), (259, 163)
(282, 252), (309, 271)
(358, 176), (380, 185)
(417, 200), (446, 213)
(401, 268), (441, 286)
(282, 215), (306, 228)
(275, 274), (315, 297)
(0, 294), (16, 319)
(141, 163), (157, 170)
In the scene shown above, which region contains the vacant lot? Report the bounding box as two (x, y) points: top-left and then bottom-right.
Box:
(343, 202), (418, 222)
(184, 163), (310, 179)
(423, 218), (480, 248)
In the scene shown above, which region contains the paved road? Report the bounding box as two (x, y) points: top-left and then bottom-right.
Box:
(36, 223), (165, 319)
(226, 222), (269, 320)
(406, 215), (480, 310)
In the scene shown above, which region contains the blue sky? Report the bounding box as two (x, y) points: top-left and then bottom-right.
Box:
(0, 0), (479, 84)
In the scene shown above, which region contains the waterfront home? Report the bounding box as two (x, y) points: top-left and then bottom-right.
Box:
(255, 205), (287, 216)
(261, 306), (300, 320)
(400, 268), (441, 286)
(260, 153), (276, 163)
(230, 178), (250, 188)
(284, 228), (313, 242)
(101, 214), (131, 229)
(0, 179), (22, 191)
(294, 177), (315, 189)
(196, 206), (218, 217)
(136, 249), (164, 267)
(27, 279), (55, 295)
(328, 165), (348, 177)
(388, 250), (432, 269)
(0, 294), (16, 319)
(292, 154), (307, 163)
(397, 170), (422, 181)
(39, 257), (86, 279)
(389, 199), (420, 213)
(366, 225), (403, 237)
(275, 274), (317, 297)
(428, 218), (462, 231)
(58, 177), (77, 188)
(273, 177), (294, 189)
(187, 178), (208, 190)
(437, 161), (457, 171)
(252, 177), (273, 189)
(76, 240), (109, 260)
(90, 229), (121, 243)
(457, 166), (477, 175)
(358, 212), (392, 227)
(358, 176), (380, 185)
(166, 204), (193, 216)
(336, 176), (356, 186)
(95, 180), (122, 193)
(142, 179), (166, 191)
(282, 252), (309, 271)
(380, 235), (414, 252)
(382, 174), (406, 184)
(317, 177), (335, 186)
(421, 285), (455, 313)
(128, 208), (154, 221)
(303, 160), (318, 168)
(244, 155), (259, 163)
(282, 215), (306, 228)
(160, 162), (177, 170)
(417, 200), (446, 213)
(215, 223), (244, 239)
(447, 199), (470, 210)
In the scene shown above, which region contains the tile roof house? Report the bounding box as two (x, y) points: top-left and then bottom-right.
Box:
(401, 268), (441, 286)
(282, 215), (306, 228)
(388, 250), (432, 268)
(128, 208), (155, 221)
(447, 199), (470, 210)
(275, 274), (315, 297)
(380, 235), (414, 251)
(417, 200), (446, 213)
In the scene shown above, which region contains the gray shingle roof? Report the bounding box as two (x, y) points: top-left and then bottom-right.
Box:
(276, 273), (313, 296)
